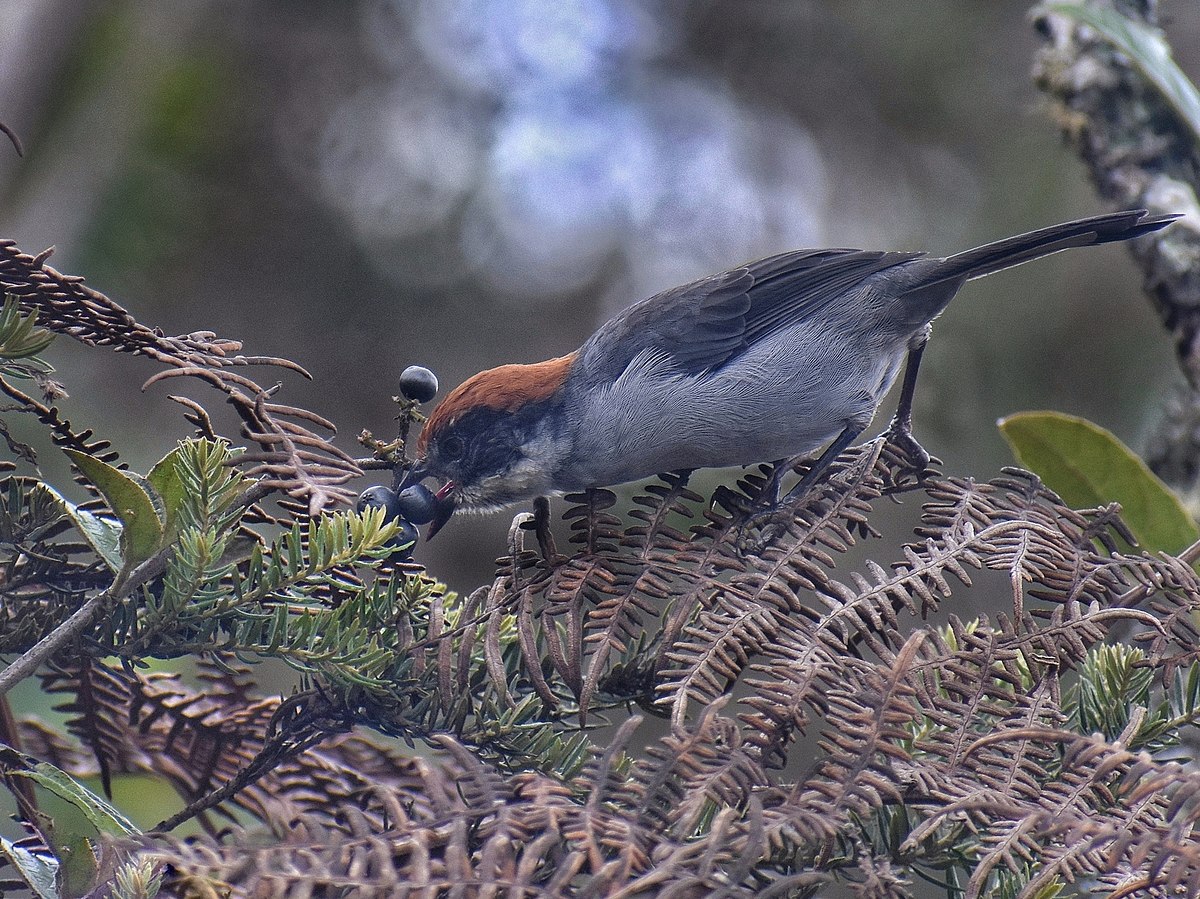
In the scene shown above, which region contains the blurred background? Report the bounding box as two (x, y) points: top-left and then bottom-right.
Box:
(0, 0), (1196, 592)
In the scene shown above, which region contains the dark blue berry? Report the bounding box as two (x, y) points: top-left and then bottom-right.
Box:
(399, 365), (438, 403)
(359, 486), (421, 560)
(357, 485), (402, 520)
(389, 519), (420, 561)
(395, 484), (437, 525)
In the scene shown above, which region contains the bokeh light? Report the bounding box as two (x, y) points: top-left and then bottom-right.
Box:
(295, 0), (834, 306)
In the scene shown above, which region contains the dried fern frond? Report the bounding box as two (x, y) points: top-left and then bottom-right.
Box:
(8, 440), (1200, 898)
(0, 241), (358, 513)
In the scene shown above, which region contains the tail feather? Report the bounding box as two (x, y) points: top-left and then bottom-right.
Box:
(933, 209), (1177, 286)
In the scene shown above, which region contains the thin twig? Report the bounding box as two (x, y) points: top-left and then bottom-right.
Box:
(0, 478), (276, 697)
(0, 121), (22, 157)
(0, 593), (105, 697)
(151, 722), (326, 833)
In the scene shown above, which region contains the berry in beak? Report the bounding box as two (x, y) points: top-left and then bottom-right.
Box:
(396, 464), (457, 539)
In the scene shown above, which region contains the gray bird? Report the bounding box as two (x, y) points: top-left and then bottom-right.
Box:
(407, 209), (1176, 536)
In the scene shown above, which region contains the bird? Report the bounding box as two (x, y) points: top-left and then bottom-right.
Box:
(404, 209), (1177, 537)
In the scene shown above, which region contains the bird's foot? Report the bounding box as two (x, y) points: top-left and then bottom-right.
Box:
(883, 418), (934, 484)
(736, 504), (798, 553)
(734, 477), (821, 553)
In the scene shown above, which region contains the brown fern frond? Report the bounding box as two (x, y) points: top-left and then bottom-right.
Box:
(0, 241), (358, 513)
(0, 476), (108, 653)
(510, 444), (905, 726)
(771, 634), (926, 838)
(1119, 553), (1200, 678)
(40, 660), (329, 830)
(13, 717), (97, 778)
(659, 592), (778, 727)
(0, 374), (120, 472)
(649, 698), (768, 838)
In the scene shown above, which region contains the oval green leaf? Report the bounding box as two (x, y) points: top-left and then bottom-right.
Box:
(0, 745), (138, 837)
(999, 411), (1198, 554)
(40, 483), (124, 573)
(64, 450), (165, 574)
(147, 444), (188, 540)
(0, 837), (59, 899)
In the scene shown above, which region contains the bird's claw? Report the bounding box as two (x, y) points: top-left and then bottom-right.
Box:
(884, 421), (933, 482)
(735, 506), (795, 553)
(733, 481), (817, 553)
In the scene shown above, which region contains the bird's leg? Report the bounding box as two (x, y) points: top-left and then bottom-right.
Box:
(738, 423), (865, 549)
(781, 424), (866, 504)
(738, 326), (938, 547)
(756, 443), (847, 509)
(756, 459), (790, 506)
(531, 495), (559, 562)
(739, 327), (934, 549)
(884, 325), (933, 476)
(745, 423), (871, 516)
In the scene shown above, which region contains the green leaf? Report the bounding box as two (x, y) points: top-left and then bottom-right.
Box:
(0, 746), (139, 876)
(63, 450), (165, 574)
(40, 483), (124, 573)
(999, 411), (1199, 554)
(53, 833), (96, 899)
(147, 444), (188, 540)
(0, 837), (60, 899)
(11, 761), (139, 839)
(1039, 1), (1200, 147)
(0, 296), (55, 360)
(1029, 881), (1065, 899)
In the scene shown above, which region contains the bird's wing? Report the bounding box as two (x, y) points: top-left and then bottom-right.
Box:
(579, 248), (925, 379)
(739, 248), (924, 348)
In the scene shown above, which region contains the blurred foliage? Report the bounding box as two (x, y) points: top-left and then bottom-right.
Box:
(80, 52), (237, 285)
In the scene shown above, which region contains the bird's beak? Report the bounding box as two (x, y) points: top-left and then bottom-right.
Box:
(397, 463), (458, 539)
(426, 480), (457, 540)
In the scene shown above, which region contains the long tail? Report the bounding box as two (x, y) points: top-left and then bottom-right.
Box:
(933, 208), (1177, 286)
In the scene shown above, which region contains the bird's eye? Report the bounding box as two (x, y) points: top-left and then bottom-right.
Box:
(441, 435), (465, 461)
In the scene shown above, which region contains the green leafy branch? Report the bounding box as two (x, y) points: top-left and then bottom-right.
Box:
(0, 295), (54, 380)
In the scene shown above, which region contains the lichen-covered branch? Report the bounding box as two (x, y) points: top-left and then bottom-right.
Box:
(1032, 0), (1200, 499)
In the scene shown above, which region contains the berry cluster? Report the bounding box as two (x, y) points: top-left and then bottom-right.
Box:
(356, 365), (440, 560)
